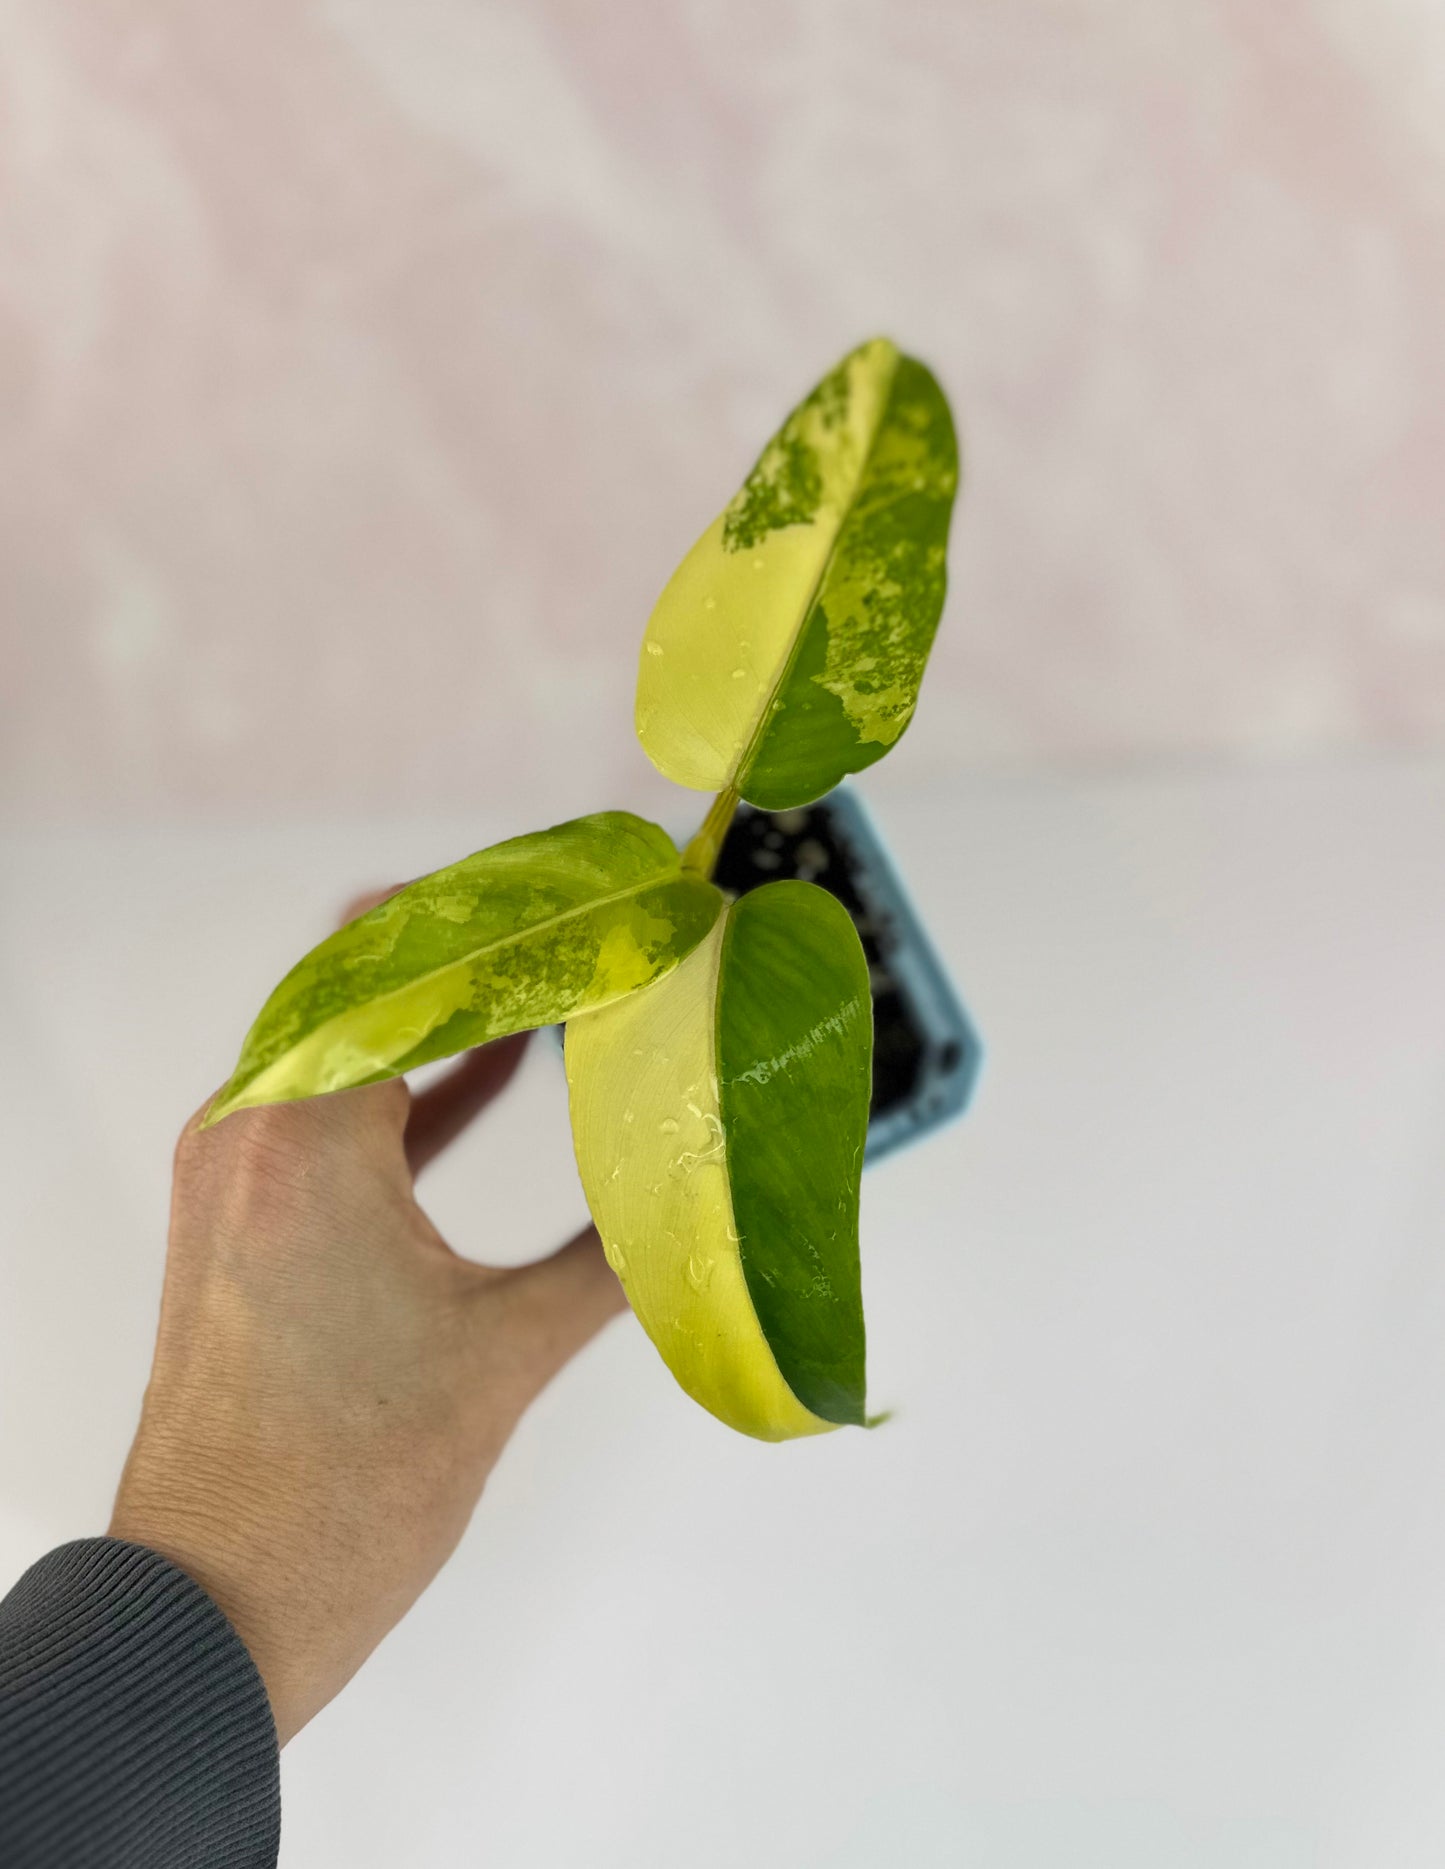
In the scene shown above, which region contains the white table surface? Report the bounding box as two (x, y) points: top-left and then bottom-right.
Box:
(3, 757), (1443, 1868)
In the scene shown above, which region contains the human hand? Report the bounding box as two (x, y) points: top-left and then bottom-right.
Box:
(109, 887), (626, 1746)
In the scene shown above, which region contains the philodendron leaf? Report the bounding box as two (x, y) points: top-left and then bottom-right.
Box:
(205, 813), (723, 1126)
(566, 879), (872, 1441)
(635, 336), (959, 811)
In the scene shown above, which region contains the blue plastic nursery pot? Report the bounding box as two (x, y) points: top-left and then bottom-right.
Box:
(709, 786), (982, 1164)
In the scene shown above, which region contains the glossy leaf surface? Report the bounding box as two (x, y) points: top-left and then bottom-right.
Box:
(207, 813), (722, 1125)
(636, 336), (959, 810)
(566, 879), (872, 1440)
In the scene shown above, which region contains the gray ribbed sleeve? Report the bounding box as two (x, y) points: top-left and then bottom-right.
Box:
(0, 1538), (280, 1868)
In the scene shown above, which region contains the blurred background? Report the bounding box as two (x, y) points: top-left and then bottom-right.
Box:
(1, 3), (1443, 1865)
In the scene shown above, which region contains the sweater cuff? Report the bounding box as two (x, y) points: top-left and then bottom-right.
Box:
(0, 1537), (280, 1868)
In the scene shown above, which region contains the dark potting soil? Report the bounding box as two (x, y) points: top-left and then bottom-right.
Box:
(711, 800), (927, 1122)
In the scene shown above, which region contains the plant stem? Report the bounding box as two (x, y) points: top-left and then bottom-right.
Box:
(681, 787), (740, 880)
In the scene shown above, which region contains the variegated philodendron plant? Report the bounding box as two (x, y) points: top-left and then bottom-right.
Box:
(207, 338), (960, 1442)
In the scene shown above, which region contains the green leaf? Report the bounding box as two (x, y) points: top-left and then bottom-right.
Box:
(635, 336), (960, 811)
(566, 879), (872, 1440)
(206, 813), (723, 1126)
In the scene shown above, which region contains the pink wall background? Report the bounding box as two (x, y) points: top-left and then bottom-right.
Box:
(3, 0), (1443, 824)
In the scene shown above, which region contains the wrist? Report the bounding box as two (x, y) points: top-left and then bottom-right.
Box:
(109, 1470), (314, 1743)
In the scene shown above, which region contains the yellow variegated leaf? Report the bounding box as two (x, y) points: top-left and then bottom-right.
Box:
(566, 880), (871, 1441)
(636, 336), (959, 810)
(206, 813), (722, 1126)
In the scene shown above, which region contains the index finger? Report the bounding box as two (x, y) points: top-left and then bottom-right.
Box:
(337, 883), (408, 928)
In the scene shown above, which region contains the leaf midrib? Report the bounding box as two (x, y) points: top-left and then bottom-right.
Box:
(236, 861), (696, 1091)
(731, 345), (902, 793)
